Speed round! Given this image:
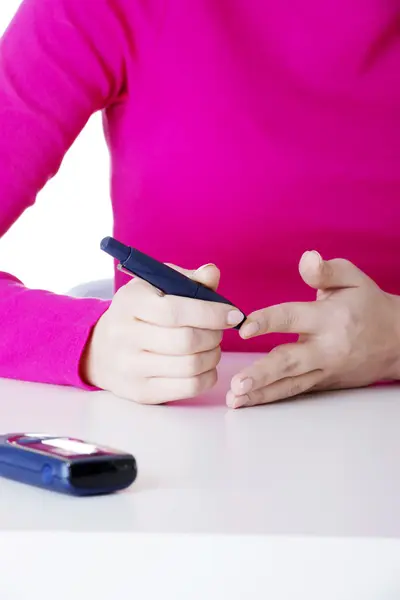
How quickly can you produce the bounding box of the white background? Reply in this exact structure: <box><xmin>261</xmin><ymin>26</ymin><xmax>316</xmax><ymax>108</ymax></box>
<box><xmin>0</xmin><ymin>0</ymin><xmax>113</xmax><ymax>293</ymax></box>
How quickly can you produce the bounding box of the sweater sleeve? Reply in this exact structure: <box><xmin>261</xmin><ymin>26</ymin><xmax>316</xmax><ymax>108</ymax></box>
<box><xmin>0</xmin><ymin>0</ymin><xmax>128</xmax><ymax>388</ymax></box>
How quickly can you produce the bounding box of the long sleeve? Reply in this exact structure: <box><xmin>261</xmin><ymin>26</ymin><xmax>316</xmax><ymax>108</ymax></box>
<box><xmin>0</xmin><ymin>0</ymin><xmax>127</xmax><ymax>387</ymax></box>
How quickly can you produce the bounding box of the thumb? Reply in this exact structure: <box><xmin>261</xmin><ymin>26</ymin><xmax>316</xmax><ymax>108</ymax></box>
<box><xmin>191</xmin><ymin>263</ymin><xmax>221</xmax><ymax>291</ymax></box>
<box><xmin>299</xmin><ymin>251</ymin><xmax>367</xmax><ymax>290</ymax></box>
<box><xmin>166</xmin><ymin>263</ymin><xmax>221</xmax><ymax>291</ymax></box>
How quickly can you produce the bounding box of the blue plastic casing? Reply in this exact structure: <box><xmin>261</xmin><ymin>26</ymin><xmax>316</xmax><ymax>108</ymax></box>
<box><xmin>0</xmin><ymin>434</ymin><xmax>137</xmax><ymax>496</ymax></box>
<box><xmin>101</xmin><ymin>236</ymin><xmax>246</xmax><ymax>328</ymax></box>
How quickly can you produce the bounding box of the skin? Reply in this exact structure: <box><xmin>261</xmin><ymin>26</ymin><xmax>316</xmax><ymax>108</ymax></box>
<box><xmin>83</xmin><ymin>263</ymin><xmax>244</xmax><ymax>403</ymax></box>
<box><xmin>229</xmin><ymin>251</ymin><xmax>400</xmax><ymax>408</ymax></box>
<box><xmin>83</xmin><ymin>251</ymin><xmax>400</xmax><ymax>407</ymax></box>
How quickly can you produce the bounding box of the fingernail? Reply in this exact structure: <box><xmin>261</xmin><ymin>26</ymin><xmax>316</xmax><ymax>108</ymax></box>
<box><xmin>226</xmin><ymin>391</ymin><xmax>234</xmax><ymax>408</ymax></box>
<box><xmin>226</xmin><ymin>392</ymin><xmax>235</xmax><ymax>408</ymax></box>
<box><xmin>305</xmin><ymin>250</ymin><xmax>322</xmax><ymax>264</ymax></box>
<box><xmin>227</xmin><ymin>391</ymin><xmax>250</xmax><ymax>409</ymax></box>
<box><xmin>238</xmin><ymin>377</ymin><xmax>253</xmax><ymax>394</ymax></box>
<box><xmin>233</xmin><ymin>395</ymin><xmax>249</xmax><ymax>409</ymax></box>
<box><xmin>227</xmin><ymin>310</ymin><xmax>245</xmax><ymax>326</ymax></box>
<box><xmin>312</xmin><ymin>251</ymin><xmax>323</xmax><ymax>264</ymax></box>
<box><xmin>241</xmin><ymin>321</ymin><xmax>259</xmax><ymax>338</ymax></box>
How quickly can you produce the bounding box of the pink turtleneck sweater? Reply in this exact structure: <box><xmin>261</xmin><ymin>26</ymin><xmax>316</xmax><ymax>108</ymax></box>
<box><xmin>0</xmin><ymin>0</ymin><xmax>399</xmax><ymax>388</ymax></box>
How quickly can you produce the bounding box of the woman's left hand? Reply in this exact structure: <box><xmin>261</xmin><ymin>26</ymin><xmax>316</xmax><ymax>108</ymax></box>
<box><xmin>228</xmin><ymin>251</ymin><xmax>400</xmax><ymax>409</ymax></box>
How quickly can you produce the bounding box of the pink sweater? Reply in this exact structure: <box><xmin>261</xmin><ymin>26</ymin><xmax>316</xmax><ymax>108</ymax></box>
<box><xmin>0</xmin><ymin>0</ymin><xmax>399</xmax><ymax>389</ymax></box>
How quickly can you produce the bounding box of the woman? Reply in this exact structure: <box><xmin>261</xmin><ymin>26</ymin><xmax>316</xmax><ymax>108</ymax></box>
<box><xmin>0</xmin><ymin>0</ymin><xmax>399</xmax><ymax>408</ymax></box>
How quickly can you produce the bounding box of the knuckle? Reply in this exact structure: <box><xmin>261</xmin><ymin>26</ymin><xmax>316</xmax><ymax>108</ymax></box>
<box><xmin>209</xmin><ymin>329</ymin><xmax>223</xmax><ymax>346</ymax></box>
<box><xmin>286</xmin><ymin>378</ymin><xmax>304</xmax><ymax>398</ymax></box>
<box><xmin>213</xmin><ymin>346</ymin><xmax>222</xmax><ymax>367</ymax></box>
<box><xmin>186</xmin><ymin>347</ymin><xmax>221</xmax><ymax>376</ymax></box>
<box><xmin>281</xmin><ymin>350</ymin><xmax>299</xmax><ymax>375</ymax></box>
<box><xmin>202</xmin><ymin>369</ymin><xmax>218</xmax><ymax>392</ymax></box>
<box><xmin>178</xmin><ymin>327</ymin><xmax>198</xmax><ymax>353</ymax></box>
<box><xmin>186</xmin><ymin>376</ymin><xmax>204</xmax><ymax>397</ymax></box>
<box><xmin>113</xmin><ymin>374</ymin><xmax>147</xmax><ymax>403</ymax></box>
<box><xmin>280</xmin><ymin>306</ymin><xmax>297</xmax><ymax>331</ymax></box>
<box><xmin>331</xmin><ymin>306</ymin><xmax>354</xmax><ymax>355</ymax></box>
<box><xmin>160</xmin><ymin>296</ymin><xmax>180</xmax><ymax>327</ymax></box>
<box><xmin>187</xmin><ymin>369</ymin><xmax>217</xmax><ymax>396</ymax></box>
<box><xmin>202</xmin><ymin>330</ymin><xmax>223</xmax><ymax>351</ymax></box>
<box><xmin>198</xmin><ymin>303</ymin><xmax>211</xmax><ymax>324</ymax></box>
<box><xmin>208</xmin><ymin>368</ymin><xmax>218</xmax><ymax>387</ymax></box>
<box><xmin>210</xmin><ymin>305</ymin><xmax>226</xmax><ymax>328</ymax></box>
<box><xmin>252</xmin><ymin>309</ymin><xmax>268</xmax><ymax>329</ymax></box>
<box><xmin>184</xmin><ymin>353</ymin><xmax>204</xmax><ymax>377</ymax></box>
<box><xmin>134</xmin><ymin>379</ymin><xmax>158</xmax><ymax>405</ymax></box>
<box><xmin>192</xmin><ymin>302</ymin><xmax>213</xmax><ymax>328</ymax></box>
<box><xmin>248</xmin><ymin>357</ymin><xmax>268</xmax><ymax>385</ymax></box>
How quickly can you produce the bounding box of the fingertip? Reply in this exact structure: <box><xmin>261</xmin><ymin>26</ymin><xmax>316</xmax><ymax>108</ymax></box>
<box><xmin>231</xmin><ymin>374</ymin><xmax>253</xmax><ymax>395</ymax></box>
<box><xmin>299</xmin><ymin>250</ymin><xmax>324</xmax><ymax>286</ymax></box>
<box><xmin>300</xmin><ymin>250</ymin><xmax>322</xmax><ymax>270</ymax></box>
<box><xmin>193</xmin><ymin>263</ymin><xmax>221</xmax><ymax>291</ymax></box>
<box><xmin>226</xmin><ymin>390</ymin><xmax>244</xmax><ymax>409</ymax></box>
<box><xmin>226</xmin><ymin>390</ymin><xmax>235</xmax><ymax>408</ymax></box>
<box><xmin>239</xmin><ymin>327</ymin><xmax>248</xmax><ymax>339</ymax></box>
<box><xmin>240</xmin><ymin>320</ymin><xmax>260</xmax><ymax>339</ymax></box>
<box><xmin>227</xmin><ymin>310</ymin><xmax>246</xmax><ymax>327</ymax></box>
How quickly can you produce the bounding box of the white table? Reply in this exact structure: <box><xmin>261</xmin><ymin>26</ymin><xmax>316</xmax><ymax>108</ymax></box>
<box><xmin>1</xmin><ymin>353</ymin><xmax>400</xmax><ymax>599</ymax></box>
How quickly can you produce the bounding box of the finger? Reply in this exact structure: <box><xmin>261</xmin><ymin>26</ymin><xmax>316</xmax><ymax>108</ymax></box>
<box><xmin>138</xmin><ymin>369</ymin><xmax>218</xmax><ymax>404</ymax></box>
<box><xmin>226</xmin><ymin>370</ymin><xmax>323</xmax><ymax>409</ymax></box>
<box><xmin>299</xmin><ymin>251</ymin><xmax>368</xmax><ymax>290</ymax></box>
<box><xmin>122</xmin><ymin>263</ymin><xmax>220</xmax><ymax>293</ymax></box>
<box><xmin>128</xmin><ymin>319</ymin><xmax>222</xmax><ymax>355</ymax></box>
<box><xmin>116</xmin><ymin>266</ymin><xmax>242</xmax><ymax>329</ymax></box>
<box><xmin>115</xmin><ymin>264</ymin><xmax>240</xmax><ymax>329</ymax></box>
<box><xmin>230</xmin><ymin>342</ymin><xmax>320</xmax><ymax>394</ymax></box>
<box><xmin>130</xmin><ymin>286</ymin><xmax>243</xmax><ymax>330</ymax></box>
<box><xmin>167</xmin><ymin>263</ymin><xmax>221</xmax><ymax>292</ymax></box>
<box><xmin>240</xmin><ymin>301</ymin><xmax>321</xmax><ymax>339</ymax></box>
<box><xmin>138</xmin><ymin>347</ymin><xmax>221</xmax><ymax>378</ymax></box>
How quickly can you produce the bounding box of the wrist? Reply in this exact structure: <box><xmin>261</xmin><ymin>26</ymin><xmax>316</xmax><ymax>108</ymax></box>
<box><xmin>79</xmin><ymin>328</ymin><xmax>97</xmax><ymax>388</ymax></box>
<box><xmin>79</xmin><ymin>316</ymin><xmax>106</xmax><ymax>389</ymax></box>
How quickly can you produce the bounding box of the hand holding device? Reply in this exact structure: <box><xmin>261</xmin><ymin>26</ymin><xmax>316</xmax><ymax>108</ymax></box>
<box><xmin>100</xmin><ymin>237</ymin><xmax>245</xmax><ymax>327</ymax></box>
<box><xmin>82</xmin><ymin>253</ymin><xmax>244</xmax><ymax>404</ymax></box>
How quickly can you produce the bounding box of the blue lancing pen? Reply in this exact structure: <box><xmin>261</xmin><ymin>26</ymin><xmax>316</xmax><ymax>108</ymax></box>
<box><xmin>100</xmin><ymin>236</ymin><xmax>246</xmax><ymax>329</ymax></box>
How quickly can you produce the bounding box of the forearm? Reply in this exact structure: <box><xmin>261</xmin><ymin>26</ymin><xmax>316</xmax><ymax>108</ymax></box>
<box><xmin>0</xmin><ymin>274</ymin><xmax>110</xmax><ymax>388</ymax></box>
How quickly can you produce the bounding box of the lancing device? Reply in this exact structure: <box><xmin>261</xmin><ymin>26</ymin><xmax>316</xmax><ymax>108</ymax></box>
<box><xmin>100</xmin><ymin>236</ymin><xmax>246</xmax><ymax>329</ymax></box>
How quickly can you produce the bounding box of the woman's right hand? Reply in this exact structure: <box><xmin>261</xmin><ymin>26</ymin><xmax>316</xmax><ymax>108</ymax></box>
<box><xmin>81</xmin><ymin>264</ymin><xmax>244</xmax><ymax>403</ymax></box>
